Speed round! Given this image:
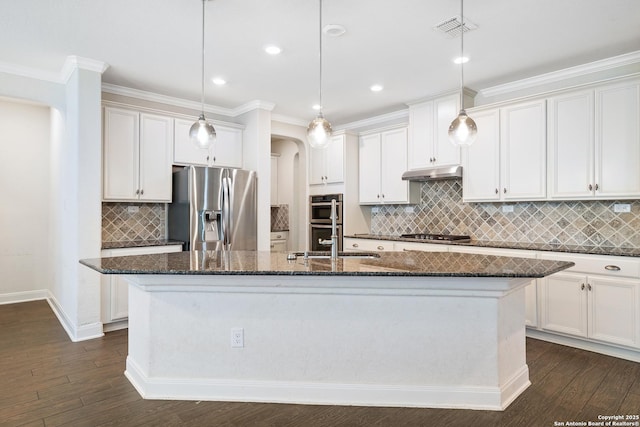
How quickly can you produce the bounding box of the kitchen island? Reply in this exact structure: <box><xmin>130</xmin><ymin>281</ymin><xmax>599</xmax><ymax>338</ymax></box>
<box><xmin>80</xmin><ymin>250</ymin><xmax>573</xmax><ymax>410</ymax></box>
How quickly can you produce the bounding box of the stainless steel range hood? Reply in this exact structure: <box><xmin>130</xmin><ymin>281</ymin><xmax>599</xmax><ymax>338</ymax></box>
<box><xmin>401</xmin><ymin>165</ymin><xmax>462</xmax><ymax>181</ymax></box>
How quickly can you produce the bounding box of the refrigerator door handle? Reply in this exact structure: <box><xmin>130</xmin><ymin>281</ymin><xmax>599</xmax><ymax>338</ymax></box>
<box><xmin>222</xmin><ymin>174</ymin><xmax>232</xmax><ymax>249</ymax></box>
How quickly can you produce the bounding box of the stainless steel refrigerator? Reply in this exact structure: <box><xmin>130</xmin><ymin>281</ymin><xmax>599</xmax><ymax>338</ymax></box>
<box><xmin>168</xmin><ymin>166</ymin><xmax>257</xmax><ymax>251</ymax></box>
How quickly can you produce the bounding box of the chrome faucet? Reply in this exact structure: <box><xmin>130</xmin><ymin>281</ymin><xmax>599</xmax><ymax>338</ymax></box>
<box><xmin>317</xmin><ymin>198</ymin><xmax>339</xmax><ymax>260</ymax></box>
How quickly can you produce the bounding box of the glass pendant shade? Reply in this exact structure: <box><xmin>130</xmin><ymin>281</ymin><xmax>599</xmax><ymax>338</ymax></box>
<box><xmin>307</xmin><ymin>113</ymin><xmax>332</xmax><ymax>149</ymax></box>
<box><xmin>189</xmin><ymin>114</ymin><xmax>216</xmax><ymax>149</ymax></box>
<box><xmin>448</xmin><ymin>109</ymin><xmax>477</xmax><ymax>147</ymax></box>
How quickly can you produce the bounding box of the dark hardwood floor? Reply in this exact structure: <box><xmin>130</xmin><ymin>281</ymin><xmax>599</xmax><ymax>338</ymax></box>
<box><xmin>1</xmin><ymin>300</ymin><xmax>638</xmax><ymax>427</ymax></box>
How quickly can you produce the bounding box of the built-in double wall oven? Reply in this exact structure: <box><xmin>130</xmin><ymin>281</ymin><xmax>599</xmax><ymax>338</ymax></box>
<box><xmin>309</xmin><ymin>193</ymin><xmax>343</xmax><ymax>252</ymax></box>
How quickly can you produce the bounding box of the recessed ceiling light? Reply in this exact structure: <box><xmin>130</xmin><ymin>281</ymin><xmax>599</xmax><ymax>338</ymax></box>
<box><xmin>212</xmin><ymin>77</ymin><xmax>227</xmax><ymax>86</ymax></box>
<box><xmin>323</xmin><ymin>24</ymin><xmax>347</xmax><ymax>37</ymax></box>
<box><xmin>265</xmin><ymin>45</ymin><xmax>282</xmax><ymax>55</ymax></box>
<box><xmin>370</xmin><ymin>84</ymin><xmax>384</xmax><ymax>92</ymax></box>
<box><xmin>454</xmin><ymin>56</ymin><xmax>469</xmax><ymax>64</ymax></box>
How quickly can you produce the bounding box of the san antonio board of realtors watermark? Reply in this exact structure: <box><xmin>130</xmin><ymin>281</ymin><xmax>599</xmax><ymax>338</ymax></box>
<box><xmin>552</xmin><ymin>414</ymin><xmax>640</xmax><ymax>426</ymax></box>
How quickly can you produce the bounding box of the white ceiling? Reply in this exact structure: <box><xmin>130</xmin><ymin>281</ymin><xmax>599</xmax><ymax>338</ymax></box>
<box><xmin>1</xmin><ymin>0</ymin><xmax>639</xmax><ymax>125</ymax></box>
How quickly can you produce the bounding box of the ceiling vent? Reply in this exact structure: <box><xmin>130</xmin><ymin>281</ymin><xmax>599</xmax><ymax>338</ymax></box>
<box><xmin>434</xmin><ymin>15</ymin><xmax>477</xmax><ymax>38</ymax></box>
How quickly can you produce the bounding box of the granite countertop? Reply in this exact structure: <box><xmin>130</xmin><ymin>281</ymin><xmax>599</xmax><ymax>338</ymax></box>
<box><xmin>80</xmin><ymin>250</ymin><xmax>573</xmax><ymax>278</ymax></box>
<box><xmin>346</xmin><ymin>234</ymin><xmax>640</xmax><ymax>258</ymax></box>
<box><xmin>101</xmin><ymin>239</ymin><xmax>184</xmax><ymax>250</ymax></box>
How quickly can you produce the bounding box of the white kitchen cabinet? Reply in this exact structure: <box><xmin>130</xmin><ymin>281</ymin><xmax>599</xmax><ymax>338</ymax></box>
<box><xmin>393</xmin><ymin>241</ymin><xmax>449</xmax><ymax>252</ymax></box>
<box><xmin>500</xmin><ymin>99</ymin><xmax>547</xmax><ymax>200</ymax></box>
<box><xmin>462</xmin><ymin>100</ymin><xmax>546</xmax><ymax>202</ymax></box>
<box><xmin>548</xmin><ymin>79</ymin><xmax>640</xmax><ymax>200</ymax></box>
<box><xmin>173</xmin><ymin>118</ymin><xmax>243</xmax><ymax>168</ymax></box>
<box><xmin>539</xmin><ymin>252</ymin><xmax>640</xmax><ymax>349</ymax></box>
<box><xmin>309</xmin><ymin>134</ymin><xmax>344</xmax><ymax>185</ymax></box>
<box><xmin>359</xmin><ymin>127</ymin><xmax>418</xmax><ymax>204</ymax></box>
<box><xmin>270</xmin><ymin>231</ymin><xmax>288</xmax><ymax>252</ymax></box>
<box><xmin>103</xmin><ymin>107</ymin><xmax>173</xmax><ymax>202</ymax></box>
<box><xmin>407</xmin><ymin>93</ymin><xmax>461</xmax><ymax>170</ymax></box>
<box><xmin>461</xmin><ymin>109</ymin><xmax>501</xmax><ymax>201</ymax></box>
<box><xmin>343</xmin><ymin>237</ymin><xmax>393</xmax><ymax>252</ymax></box>
<box><xmin>101</xmin><ymin>244</ymin><xmax>182</xmax><ymax>329</ymax></box>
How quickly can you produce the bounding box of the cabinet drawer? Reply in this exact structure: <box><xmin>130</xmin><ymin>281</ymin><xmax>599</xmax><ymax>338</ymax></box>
<box><xmin>270</xmin><ymin>231</ymin><xmax>289</xmax><ymax>240</ymax></box>
<box><xmin>539</xmin><ymin>252</ymin><xmax>640</xmax><ymax>278</ymax></box>
<box><xmin>344</xmin><ymin>238</ymin><xmax>393</xmax><ymax>252</ymax></box>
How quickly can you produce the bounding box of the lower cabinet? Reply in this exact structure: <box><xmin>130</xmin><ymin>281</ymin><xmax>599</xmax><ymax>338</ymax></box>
<box><xmin>101</xmin><ymin>244</ymin><xmax>182</xmax><ymax>329</ymax></box>
<box><xmin>540</xmin><ymin>271</ymin><xmax>640</xmax><ymax>349</ymax></box>
<box><xmin>343</xmin><ymin>237</ymin><xmax>394</xmax><ymax>252</ymax></box>
<box><xmin>270</xmin><ymin>231</ymin><xmax>289</xmax><ymax>252</ymax></box>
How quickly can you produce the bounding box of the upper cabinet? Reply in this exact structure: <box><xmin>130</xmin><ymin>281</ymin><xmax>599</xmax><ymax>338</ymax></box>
<box><xmin>309</xmin><ymin>134</ymin><xmax>345</xmax><ymax>185</ymax></box>
<box><xmin>462</xmin><ymin>99</ymin><xmax>547</xmax><ymax>202</ymax></box>
<box><xmin>408</xmin><ymin>93</ymin><xmax>461</xmax><ymax>170</ymax></box>
<box><xmin>359</xmin><ymin>126</ymin><xmax>418</xmax><ymax>204</ymax></box>
<box><xmin>103</xmin><ymin>107</ymin><xmax>173</xmax><ymax>202</ymax></box>
<box><xmin>548</xmin><ymin>79</ymin><xmax>640</xmax><ymax>199</ymax></box>
<box><xmin>173</xmin><ymin>118</ymin><xmax>243</xmax><ymax>169</ymax></box>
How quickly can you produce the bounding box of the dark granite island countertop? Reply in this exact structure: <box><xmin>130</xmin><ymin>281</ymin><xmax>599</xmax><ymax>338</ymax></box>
<box><xmin>80</xmin><ymin>250</ymin><xmax>573</xmax><ymax>278</ymax></box>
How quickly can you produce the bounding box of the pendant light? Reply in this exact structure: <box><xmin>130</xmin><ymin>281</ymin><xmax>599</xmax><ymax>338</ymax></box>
<box><xmin>448</xmin><ymin>0</ymin><xmax>477</xmax><ymax>147</ymax></box>
<box><xmin>189</xmin><ymin>0</ymin><xmax>216</xmax><ymax>149</ymax></box>
<box><xmin>307</xmin><ymin>0</ymin><xmax>332</xmax><ymax>149</ymax></box>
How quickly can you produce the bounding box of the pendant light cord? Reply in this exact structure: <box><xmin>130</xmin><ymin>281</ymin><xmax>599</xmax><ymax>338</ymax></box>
<box><xmin>459</xmin><ymin>0</ymin><xmax>464</xmax><ymax>109</ymax></box>
<box><xmin>318</xmin><ymin>0</ymin><xmax>323</xmax><ymax>114</ymax></box>
<box><xmin>200</xmin><ymin>0</ymin><xmax>206</xmax><ymax>116</ymax></box>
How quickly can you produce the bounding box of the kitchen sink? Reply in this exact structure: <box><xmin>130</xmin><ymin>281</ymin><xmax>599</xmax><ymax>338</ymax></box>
<box><xmin>286</xmin><ymin>251</ymin><xmax>380</xmax><ymax>260</ymax></box>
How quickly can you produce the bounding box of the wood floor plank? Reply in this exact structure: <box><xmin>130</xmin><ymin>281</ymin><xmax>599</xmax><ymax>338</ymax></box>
<box><xmin>1</xmin><ymin>300</ymin><xmax>639</xmax><ymax>427</ymax></box>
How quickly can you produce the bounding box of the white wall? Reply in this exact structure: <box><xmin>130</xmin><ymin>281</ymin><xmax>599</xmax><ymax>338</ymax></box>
<box><xmin>271</xmin><ymin>139</ymin><xmax>302</xmax><ymax>250</ymax></box>
<box><xmin>0</xmin><ymin>99</ymin><xmax>51</xmax><ymax>300</ymax></box>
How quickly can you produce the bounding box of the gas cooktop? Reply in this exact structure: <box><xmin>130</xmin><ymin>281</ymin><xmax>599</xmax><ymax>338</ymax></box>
<box><xmin>400</xmin><ymin>233</ymin><xmax>471</xmax><ymax>243</ymax></box>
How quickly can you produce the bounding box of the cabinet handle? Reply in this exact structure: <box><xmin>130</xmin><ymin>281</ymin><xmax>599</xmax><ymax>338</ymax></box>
<box><xmin>213</xmin><ymin>156</ymin><xmax>216</xmax><ymax>162</ymax></box>
<box><xmin>604</xmin><ymin>265</ymin><xmax>621</xmax><ymax>271</ymax></box>
<box><xmin>376</xmin><ymin>194</ymin><xmax>380</xmax><ymax>199</ymax></box>
<box><xmin>587</xmin><ymin>283</ymin><xmax>592</xmax><ymax>291</ymax></box>
<box><xmin>495</xmin><ymin>188</ymin><xmax>499</xmax><ymax>194</ymax></box>
<box><xmin>595</xmin><ymin>183</ymin><xmax>599</xmax><ymax>191</ymax></box>
<box><xmin>580</xmin><ymin>283</ymin><xmax>585</xmax><ymax>290</ymax></box>
<box><xmin>135</xmin><ymin>189</ymin><xmax>140</xmax><ymax>195</ymax></box>
<box><xmin>381</xmin><ymin>194</ymin><xmax>385</xmax><ymax>198</ymax></box>
<box><xmin>140</xmin><ymin>189</ymin><xmax>144</xmax><ymax>195</ymax></box>
<box><xmin>503</xmin><ymin>188</ymin><xmax>507</xmax><ymax>194</ymax></box>
<box><xmin>206</xmin><ymin>155</ymin><xmax>210</xmax><ymax>162</ymax></box>
<box><xmin>377</xmin><ymin>245</ymin><xmax>384</xmax><ymax>250</ymax></box>
<box><xmin>352</xmin><ymin>243</ymin><xmax>359</xmax><ymax>248</ymax></box>
<box><xmin>429</xmin><ymin>157</ymin><xmax>433</xmax><ymax>163</ymax></box>
<box><xmin>588</xmin><ymin>184</ymin><xmax>593</xmax><ymax>191</ymax></box>
<box><xmin>276</xmin><ymin>234</ymin><xmax>282</xmax><ymax>239</ymax></box>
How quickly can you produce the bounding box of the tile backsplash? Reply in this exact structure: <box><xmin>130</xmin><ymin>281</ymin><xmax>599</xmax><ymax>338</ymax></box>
<box><xmin>371</xmin><ymin>180</ymin><xmax>640</xmax><ymax>249</ymax></box>
<box><xmin>271</xmin><ymin>204</ymin><xmax>289</xmax><ymax>231</ymax></box>
<box><xmin>102</xmin><ymin>203</ymin><xmax>166</xmax><ymax>243</ymax></box>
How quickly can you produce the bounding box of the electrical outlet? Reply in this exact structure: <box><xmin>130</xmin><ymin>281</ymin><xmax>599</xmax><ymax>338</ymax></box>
<box><xmin>404</xmin><ymin>206</ymin><xmax>415</xmax><ymax>213</ymax></box>
<box><xmin>230</xmin><ymin>328</ymin><xmax>244</xmax><ymax>348</ymax></box>
<box><xmin>127</xmin><ymin>206</ymin><xmax>139</xmax><ymax>214</ymax></box>
<box><xmin>502</xmin><ymin>205</ymin><xmax>514</xmax><ymax>213</ymax></box>
<box><xmin>614</xmin><ymin>203</ymin><xmax>631</xmax><ymax>213</ymax></box>
<box><xmin>372</xmin><ymin>207</ymin><xmax>379</xmax><ymax>213</ymax></box>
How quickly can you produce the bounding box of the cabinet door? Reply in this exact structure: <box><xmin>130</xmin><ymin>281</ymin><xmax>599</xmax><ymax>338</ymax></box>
<box><xmin>173</xmin><ymin>118</ymin><xmax>209</xmax><ymax>166</ymax></box>
<box><xmin>541</xmin><ymin>272</ymin><xmax>588</xmax><ymax>337</ymax></box>
<box><xmin>358</xmin><ymin>133</ymin><xmax>382</xmax><ymax>203</ymax></box>
<box><xmin>547</xmin><ymin>90</ymin><xmax>595</xmax><ymax>199</ymax></box>
<box><xmin>462</xmin><ymin>108</ymin><xmax>500</xmax><ymax>201</ymax></box>
<box><xmin>588</xmin><ymin>276</ymin><xmax>640</xmax><ymax>348</ymax></box>
<box><xmin>433</xmin><ymin>94</ymin><xmax>460</xmax><ymax>166</ymax></box>
<box><xmin>309</xmin><ymin>146</ymin><xmax>326</xmax><ymax>185</ymax></box>
<box><xmin>524</xmin><ymin>281</ymin><xmax>538</xmax><ymax>328</ymax></box>
<box><xmin>595</xmin><ymin>80</ymin><xmax>640</xmax><ymax>198</ymax></box>
<box><xmin>501</xmin><ymin>100</ymin><xmax>547</xmax><ymax>200</ymax></box>
<box><xmin>103</xmin><ymin>107</ymin><xmax>139</xmax><ymax>200</ymax></box>
<box><xmin>407</xmin><ymin>101</ymin><xmax>434</xmax><ymax>170</ymax></box>
<box><xmin>324</xmin><ymin>135</ymin><xmax>345</xmax><ymax>183</ymax></box>
<box><xmin>380</xmin><ymin>128</ymin><xmax>409</xmax><ymax>203</ymax></box>
<box><xmin>139</xmin><ymin>113</ymin><xmax>172</xmax><ymax>202</ymax></box>
<box><xmin>211</xmin><ymin>125</ymin><xmax>243</xmax><ymax>168</ymax></box>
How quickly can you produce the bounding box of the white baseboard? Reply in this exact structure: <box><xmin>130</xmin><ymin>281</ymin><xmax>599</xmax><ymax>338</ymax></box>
<box><xmin>46</xmin><ymin>294</ymin><xmax>104</xmax><ymax>342</ymax></box>
<box><xmin>0</xmin><ymin>289</ymin><xmax>49</xmax><ymax>305</ymax></box>
<box><xmin>526</xmin><ymin>329</ymin><xmax>640</xmax><ymax>363</ymax></box>
<box><xmin>125</xmin><ymin>357</ymin><xmax>526</xmax><ymax>411</ymax></box>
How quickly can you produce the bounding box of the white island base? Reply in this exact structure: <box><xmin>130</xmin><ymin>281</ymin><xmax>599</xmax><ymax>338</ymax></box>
<box><xmin>123</xmin><ymin>274</ymin><xmax>531</xmax><ymax>411</ymax></box>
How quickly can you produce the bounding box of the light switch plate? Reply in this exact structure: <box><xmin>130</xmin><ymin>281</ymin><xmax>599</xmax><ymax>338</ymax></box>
<box><xmin>502</xmin><ymin>205</ymin><xmax>514</xmax><ymax>213</ymax></box>
<box><xmin>127</xmin><ymin>206</ymin><xmax>139</xmax><ymax>214</ymax></box>
<box><xmin>404</xmin><ymin>206</ymin><xmax>415</xmax><ymax>213</ymax></box>
<box><xmin>614</xmin><ymin>204</ymin><xmax>631</xmax><ymax>213</ymax></box>
<box><xmin>372</xmin><ymin>207</ymin><xmax>380</xmax><ymax>213</ymax></box>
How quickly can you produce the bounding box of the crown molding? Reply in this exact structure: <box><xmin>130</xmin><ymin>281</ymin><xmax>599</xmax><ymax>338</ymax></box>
<box><xmin>0</xmin><ymin>60</ymin><xmax>60</xmax><ymax>83</ymax></box>
<box><xmin>480</xmin><ymin>50</ymin><xmax>640</xmax><ymax>98</ymax></box>
<box><xmin>333</xmin><ymin>109</ymin><xmax>409</xmax><ymax>132</ymax></box>
<box><xmin>60</xmin><ymin>55</ymin><xmax>109</xmax><ymax>83</ymax></box>
<box><xmin>233</xmin><ymin>100</ymin><xmax>276</xmax><ymax>115</ymax></box>
<box><xmin>271</xmin><ymin>113</ymin><xmax>308</xmax><ymax>127</ymax></box>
